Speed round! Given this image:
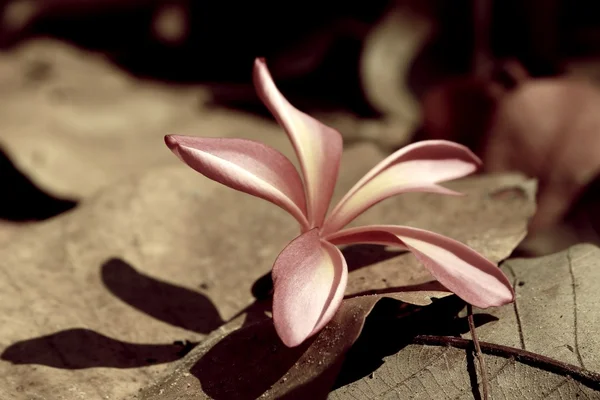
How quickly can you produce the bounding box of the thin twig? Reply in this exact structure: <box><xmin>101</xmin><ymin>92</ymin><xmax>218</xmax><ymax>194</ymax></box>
<box><xmin>412</xmin><ymin>335</ymin><xmax>600</xmax><ymax>390</ymax></box>
<box><xmin>467</xmin><ymin>304</ymin><xmax>489</xmax><ymax>400</ymax></box>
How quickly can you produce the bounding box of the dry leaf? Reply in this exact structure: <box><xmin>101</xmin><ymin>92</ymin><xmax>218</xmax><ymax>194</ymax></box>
<box><xmin>0</xmin><ymin>38</ymin><xmax>422</xmax><ymax>201</ymax></box>
<box><xmin>0</xmin><ymin>149</ymin><xmax>534</xmax><ymax>399</ymax></box>
<box><xmin>0</xmin><ymin>39</ymin><xmax>300</xmax><ymax>200</ymax></box>
<box><xmin>137</xmin><ymin>296</ymin><xmax>386</xmax><ymax>400</ymax></box>
<box><xmin>331</xmin><ymin>244</ymin><xmax>600</xmax><ymax>398</ymax></box>
<box><xmin>0</xmin><ymin>165</ymin><xmax>304</xmax><ymax>400</ymax></box>
<box><xmin>0</xmin><ymin>220</ymin><xmax>20</xmax><ymax>246</ymax></box>
<box><xmin>0</xmin><ymin>37</ymin><xmax>537</xmax><ymax>399</ymax></box>
<box><xmin>134</xmin><ymin>295</ymin><xmax>467</xmax><ymax>399</ymax></box>
<box><xmin>135</xmin><ymin>174</ymin><xmax>535</xmax><ymax>399</ymax></box>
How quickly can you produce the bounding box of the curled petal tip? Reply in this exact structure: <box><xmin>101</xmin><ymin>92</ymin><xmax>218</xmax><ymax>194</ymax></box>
<box><xmin>164</xmin><ymin>134</ymin><xmax>177</xmax><ymax>149</ymax></box>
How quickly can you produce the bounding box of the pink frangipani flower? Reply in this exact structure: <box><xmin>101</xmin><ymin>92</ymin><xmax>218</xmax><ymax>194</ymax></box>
<box><xmin>165</xmin><ymin>58</ymin><xmax>515</xmax><ymax>348</ymax></box>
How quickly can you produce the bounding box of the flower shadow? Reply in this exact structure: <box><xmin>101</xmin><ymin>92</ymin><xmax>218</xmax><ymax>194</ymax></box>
<box><xmin>101</xmin><ymin>258</ymin><xmax>224</xmax><ymax>334</ymax></box>
<box><xmin>1</xmin><ymin>258</ymin><xmax>225</xmax><ymax>369</ymax></box>
<box><xmin>189</xmin><ymin>291</ymin><xmax>497</xmax><ymax>399</ymax></box>
<box><xmin>1</xmin><ymin>328</ymin><xmax>196</xmax><ymax>369</ymax></box>
<box><xmin>333</xmin><ymin>295</ymin><xmax>498</xmax><ymax>389</ymax></box>
<box><xmin>191</xmin><ymin>318</ymin><xmax>314</xmax><ymax>400</ymax></box>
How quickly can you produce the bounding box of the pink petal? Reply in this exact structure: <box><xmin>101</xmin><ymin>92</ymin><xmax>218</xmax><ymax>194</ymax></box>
<box><xmin>165</xmin><ymin>135</ymin><xmax>309</xmax><ymax>230</ymax></box>
<box><xmin>272</xmin><ymin>229</ymin><xmax>348</xmax><ymax>347</ymax></box>
<box><xmin>322</xmin><ymin>141</ymin><xmax>481</xmax><ymax>235</ymax></box>
<box><xmin>326</xmin><ymin>225</ymin><xmax>514</xmax><ymax>308</ymax></box>
<box><xmin>254</xmin><ymin>58</ymin><xmax>343</xmax><ymax>228</ymax></box>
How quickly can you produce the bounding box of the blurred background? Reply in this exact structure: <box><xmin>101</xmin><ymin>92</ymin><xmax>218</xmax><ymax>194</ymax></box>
<box><xmin>2</xmin><ymin>0</ymin><xmax>600</xmax><ymax>255</ymax></box>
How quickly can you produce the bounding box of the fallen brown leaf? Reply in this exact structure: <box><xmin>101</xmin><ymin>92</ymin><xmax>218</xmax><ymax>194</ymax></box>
<box><xmin>137</xmin><ymin>174</ymin><xmax>536</xmax><ymax>400</ymax></box>
<box><xmin>331</xmin><ymin>244</ymin><xmax>600</xmax><ymax>398</ymax></box>
<box><xmin>0</xmin><ymin>156</ymin><xmax>535</xmax><ymax>399</ymax></box>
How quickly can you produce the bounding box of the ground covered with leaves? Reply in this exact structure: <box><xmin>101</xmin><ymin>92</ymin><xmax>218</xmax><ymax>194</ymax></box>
<box><xmin>1</xmin><ymin>40</ymin><xmax>600</xmax><ymax>400</ymax></box>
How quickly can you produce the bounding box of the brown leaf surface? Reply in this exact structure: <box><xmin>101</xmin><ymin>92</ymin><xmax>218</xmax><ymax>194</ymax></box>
<box><xmin>0</xmin><ymin>38</ymin><xmax>537</xmax><ymax>399</ymax></box>
<box><xmin>0</xmin><ymin>221</ymin><xmax>20</xmax><ymax>246</ymax></box>
<box><xmin>136</xmin><ymin>175</ymin><xmax>535</xmax><ymax>399</ymax></box>
<box><xmin>0</xmin><ymin>156</ymin><xmax>535</xmax><ymax>400</ymax></box>
<box><xmin>0</xmin><ymin>39</ymin><xmax>414</xmax><ymax>200</ymax></box>
<box><xmin>344</xmin><ymin>173</ymin><xmax>536</xmax><ymax>297</ymax></box>
<box><xmin>331</xmin><ymin>244</ymin><xmax>600</xmax><ymax>399</ymax></box>
<box><xmin>0</xmin><ymin>168</ymin><xmax>297</xmax><ymax>400</ymax></box>
<box><xmin>0</xmin><ymin>39</ymin><xmax>307</xmax><ymax>200</ymax></box>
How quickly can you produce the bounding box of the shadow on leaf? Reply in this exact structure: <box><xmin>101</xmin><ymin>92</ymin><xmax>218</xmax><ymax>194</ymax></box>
<box><xmin>101</xmin><ymin>258</ymin><xmax>224</xmax><ymax>334</ymax></box>
<box><xmin>333</xmin><ymin>296</ymin><xmax>498</xmax><ymax>389</ymax></box>
<box><xmin>1</xmin><ymin>328</ymin><xmax>196</xmax><ymax>369</ymax></box>
<box><xmin>0</xmin><ymin>147</ymin><xmax>76</xmax><ymax>221</ymax></box>
<box><xmin>191</xmin><ymin>319</ymin><xmax>313</xmax><ymax>400</ymax></box>
<box><xmin>186</xmin><ymin>291</ymin><xmax>492</xmax><ymax>399</ymax></box>
<box><xmin>2</xmin><ymin>258</ymin><xmax>228</xmax><ymax>369</ymax></box>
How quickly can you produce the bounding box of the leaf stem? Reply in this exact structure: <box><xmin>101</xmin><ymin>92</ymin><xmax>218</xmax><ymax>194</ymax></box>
<box><xmin>467</xmin><ymin>304</ymin><xmax>489</xmax><ymax>400</ymax></box>
<box><xmin>412</xmin><ymin>335</ymin><xmax>600</xmax><ymax>390</ymax></box>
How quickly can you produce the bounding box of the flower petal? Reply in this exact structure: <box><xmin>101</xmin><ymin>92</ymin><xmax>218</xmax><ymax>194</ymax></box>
<box><xmin>322</xmin><ymin>140</ymin><xmax>481</xmax><ymax>235</ymax></box>
<box><xmin>272</xmin><ymin>229</ymin><xmax>348</xmax><ymax>347</ymax></box>
<box><xmin>165</xmin><ymin>135</ymin><xmax>309</xmax><ymax>230</ymax></box>
<box><xmin>326</xmin><ymin>225</ymin><xmax>514</xmax><ymax>308</ymax></box>
<box><xmin>254</xmin><ymin>58</ymin><xmax>343</xmax><ymax>228</ymax></box>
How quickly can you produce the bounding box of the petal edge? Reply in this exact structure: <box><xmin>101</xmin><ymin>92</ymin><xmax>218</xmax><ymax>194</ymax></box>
<box><xmin>323</xmin><ymin>141</ymin><xmax>480</xmax><ymax>235</ymax></box>
<box><xmin>166</xmin><ymin>135</ymin><xmax>309</xmax><ymax>230</ymax></box>
<box><xmin>327</xmin><ymin>225</ymin><xmax>514</xmax><ymax>308</ymax></box>
<box><xmin>254</xmin><ymin>58</ymin><xmax>343</xmax><ymax>228</ymax></box>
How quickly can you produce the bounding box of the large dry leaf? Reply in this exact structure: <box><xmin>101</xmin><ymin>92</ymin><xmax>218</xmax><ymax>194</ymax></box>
<box><xmin>0</xmin><ymin>38</ymin><xmax>415</xmax><ymax>201</ymax></box>
<box><xmin>0</xmin><ymin>221</ymin><xmax>20</xmax><ymax>246</ymax></box>
<box><xmin>331</xmin><ymin>244</ymin><xmax>600</xmax><ymax>398</ymax></box>
<box><xmin>135</xmin><ymin>175</ymin><xmax>535</xmax><ymax>399</ymax></box>
<box><xmin>0</xmin><ymin>143</ymin><xmax>535</xmax><ymax>400</ymax></box>
<box><xmin>0</xmin><ymin>39</ymin><xmax>303</xmax><ymax>200</ymax></box>
<box><xmin>0</xmin><ymin>38</ymin><xmax>536</xmax><ymax>398</ymax></box>
<box><xmin>137</xmin><ymin>295</ymin><xmax>393</xmax><ymax>400</ymax></box>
